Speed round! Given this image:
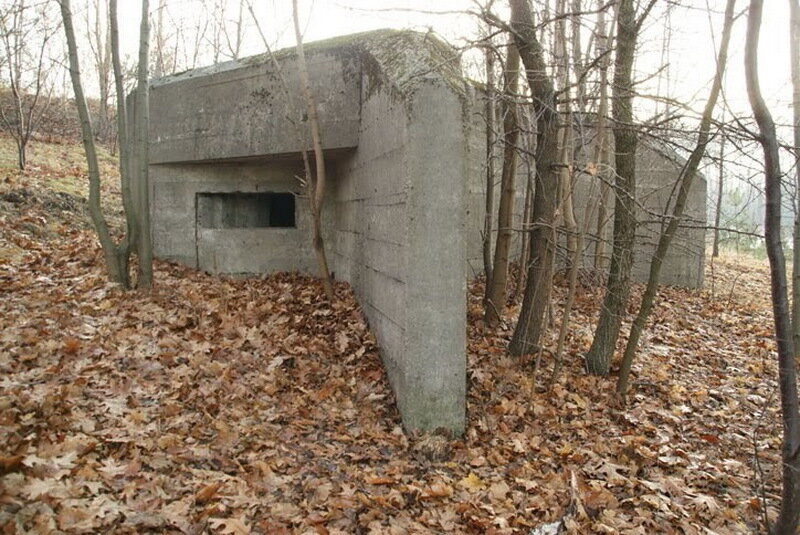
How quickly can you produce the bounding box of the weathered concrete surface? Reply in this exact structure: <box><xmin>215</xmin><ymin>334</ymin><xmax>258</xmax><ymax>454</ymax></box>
<box><xmin>328</xmin><ymin>34</ymin><xmax>469</xmax><ymax>433</ymax></box>
<box><xmin>149</xmin><ymin>52</ymin><xmax>360</xmax><ymax>163</ymax></box>
<box><xmin>330</xmin><ymin>76</ymin><xmax>468</xmax><ymax>432</ymax></box>
<box><xmin>150</xmin><ymin>30</ymin><xmax>469</xmax><ymax>433</ymax></box>
<box><xmin>464</xmin><ymin>113</ymin><xmax>706</xmax><ymax>288</ymax></box>
<box><xmin>631</xmin><ymin>144</ymin><xmax>706</xmax><ymax>288</ymax></box>
<box><xmin>397</xmin><ymin>79</ymin><xmax>467</xmax><ymax>432</ymax></box>
<box><xmin>566</xmin><ymin>127</ymin><xmax>707</xmax><ymax>288</ymax></box>
<box><xmin>148</xmin><ymin>29</ymin><xmax>707</xmax><ymax>435</ymax></box>
<box><xmin>151</xmin><ymin>161</ymin><xmax>334</xmax><ymax>275</ymax></box>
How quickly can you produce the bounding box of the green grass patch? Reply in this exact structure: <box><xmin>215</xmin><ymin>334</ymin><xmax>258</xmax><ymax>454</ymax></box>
<box><xmin>0</xmin><ymin>134</ymin><xmax>120</xmax><ymax>199</ymax></box>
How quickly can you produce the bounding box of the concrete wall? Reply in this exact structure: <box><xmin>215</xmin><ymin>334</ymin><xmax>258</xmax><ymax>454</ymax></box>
<box><xmin>148</xmin><ymin>48</ymin><xmax>349</xmax><ymax>276</ymax></box>
<box><xmin>331</xmin><ymin>73</ymin><xmax>467</xmax><ymax>433</ymax></box>
<box><xmin>150</xmin><ymin>161</ymin><xmax>333</xmax><ymax>275</ymax></box>
<box><xmin>567</xmin><ymin>129</ymin><xmax>706</xmax><ymax>288</ymax></box>
<box><xmin>149</xmin><ymin>52</ymin><xmax>360</xmax><ymax>163</ymax></box>
<box><xmin>463</xmin><ymin>114</ymin><xmax>707</xmax><ymax>288</ymax></box>
<box><xmin>150</xmin><ymin>32</ymin><xmax>469</xmax><ymax>433</ymax></box>
<box><xmin>403</xmin><ymin>80</ymin><xmax>467</xmax><ymax>433</ymax></box>
<box><xmin>632</xmin><ymin>147</ymin><xmax>706</xmax><ymax>288</ymax></box>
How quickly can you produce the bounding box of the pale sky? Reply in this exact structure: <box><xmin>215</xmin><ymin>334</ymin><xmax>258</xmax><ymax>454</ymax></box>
<box><xmin>109</xmin><ymin>0</ymin><xmax>794</xmax><ymax>124</ymax></box>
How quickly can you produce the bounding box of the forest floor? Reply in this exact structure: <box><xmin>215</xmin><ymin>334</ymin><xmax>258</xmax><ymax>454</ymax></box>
<box><xmin>0</xmin><ymin>135</ymin><xmax>786</xmax><ymax>534</ymax></box>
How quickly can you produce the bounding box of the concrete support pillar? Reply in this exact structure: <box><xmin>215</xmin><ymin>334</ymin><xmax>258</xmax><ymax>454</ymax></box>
<box><xmin>400</xmin><ymin>79</ymin><xmax>468</xmax><ymax>433</ymax></box>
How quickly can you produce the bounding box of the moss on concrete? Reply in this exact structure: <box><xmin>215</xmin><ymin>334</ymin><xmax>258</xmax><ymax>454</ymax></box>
<box><xmin>153</xmin><ymin>29</ymin><xmax>468</xmax><ymax>100</ymax></box>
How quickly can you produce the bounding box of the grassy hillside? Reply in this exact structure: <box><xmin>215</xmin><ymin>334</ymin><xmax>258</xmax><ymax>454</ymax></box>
<box><xmin>0</xmin><ymin>134</ymin><xmax>123</xmax><ymax>262</ymax></box>
<box><xmin>0</xmin><ymin>133</ymin><xmax>120</xmax><ymax>200</ymax></box>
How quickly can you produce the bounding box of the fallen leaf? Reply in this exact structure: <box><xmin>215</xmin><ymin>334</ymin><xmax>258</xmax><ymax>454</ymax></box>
<box><xmin>423</xmin><ymin>483</ymin><xmax>453</xmax><ymax>499</ymax></box>
<box><xmin>208</xmin><ymin>517</ymin><xmax>251</xmax><ymax>534</ymax></box>
<box><xmin>195</xmin><ymin>481</ymin><xmax>224</xmax><ymax>504</ymax></box>
<box><xmin>366</xmin><ymin>476</ymin><xmax>394</xmax><ymax>485</ymax></box>
<box><xmin>0</xmin><ymin>454</ymin><xmax>25</xmax><ymax>474</ymax></box>
<box><xmin>458</xmin><ymin>473</ymin><xmax>485</xmax><ymax>491</ymax></box>
<box><xmin>62</xmin><ymin>337</ymin><xmax>80</xmax><ymax>355</ymax></box>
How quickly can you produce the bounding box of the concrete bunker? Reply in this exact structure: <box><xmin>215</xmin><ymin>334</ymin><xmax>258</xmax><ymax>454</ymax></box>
<box><xmin>147</xmin><ymin>30</ymin><xmax>706</xmax><ymax>434</ymax></box>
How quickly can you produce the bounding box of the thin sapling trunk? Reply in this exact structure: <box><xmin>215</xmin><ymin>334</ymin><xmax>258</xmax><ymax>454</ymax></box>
<box><xmin>746</xmin><ymin>1</ymin><xmax>800</xmax><ymax>531</ymax></box>
<box><xmin>584</xmin><ymin>0</ymin><xmax>640</xmax><ymax>375</ymax></box>
<box><xmin>292</xmin><ymin>0</ymin><xmax>335</xmax><ymax>302</ymax></box>
<box><xmin>508</xmin><ymin>0</ymin><xmax>562</xmax><ymax>356</ymax></box>
<box><xmin>617</xmin><ymin>0</ymin><xmax>735</xmax><ymax>396</ymax></box>
<box><xmin>485</xmin><ymin>42</ymin><xmax>520</xmax><ymax>328</ymax></box>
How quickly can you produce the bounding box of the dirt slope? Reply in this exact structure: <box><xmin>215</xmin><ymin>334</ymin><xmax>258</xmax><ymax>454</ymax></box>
<box><xmin>0</xmin><ymin>135</ymin><xmax>786</xmax><ymax>533</ymax></box>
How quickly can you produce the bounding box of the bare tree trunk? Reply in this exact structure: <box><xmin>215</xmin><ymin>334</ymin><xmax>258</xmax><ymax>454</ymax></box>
<box><xmin>746</xmin><ymin>0</ymin><xmax>800</xmax><ymax>532</ymax></box>
<box><xmin>712</xmin><ymin>129</ymin><xmax>725</xmax><ymax>257</ymax></box>
<box><xmin>292</xmin><ymin>0</ymin><xmax>335</xmax><ymax>301</ymax></box>
<box><xmin>60</xmin><ymin>0</ymin><xmax>151</xmax><ymax>288</ymax></box>
<box><xmin>617</xmin><ymin>0</ymin><xmax>735</xmax><ymax>396</ymax></box>
<box><xmin>555</xmin><ymin>0</ymin><xmax>578</xmax><ymax>266</ymax></box>
<box><xmin>154</xmin><ymin>0</ymin><xmax>166</xmax><ymax>77</ymax></box>
<box><xmin>584</xmin><ymin>0</ymin><xmax>641</xmax><ymax>375</ymax></box>
<box><xmin>507</xmin><ymin>0</ymin><xmax>562</xmax><ymax>356</ymax></box>
<box><xmin>135</xmin><ymin>0</ymin><xmax>153</xmax><ymax>289</ymax></box>
<box><xmin>486</xmin><ymin>42</ymin><xmax>520</xmax><ymax>327</ymax></box>
<box><xmin>747</xmin><ymin>1</ymin><xmax>800</xmax><ymax>531</ymax></box>
<box><xmin>246</xmin><ymin>0</ymin><xmax>324</xmax><ymax>297</ymax></box>
<box><xmin>551</xmin><ymin>0</ymin><xmax>600</xmax><ymax>380</ymax></box>
<box><xmin>211</xmin><ymin>0</ymin><xmax>222</xmax><ymax>64</ymax></box>
<box><xmin>593</xmin><ymin>0</ymin><xmax>614</xmax><ymax>270</ymax></box>
<box><xmin>655</xmin><ymin>2</ymin><xmax>673</xmax><ymax>119</ymax></box>
<box><xmin>0</xmin><ymin>1</ymin><xmax>55</xmax><ymax>170</ymax></box>
<box><xmin>234</xmin><ymin>0</ymin><xmax>244</xmax><ymax>58</ymax></box>
<box><xmin>0</xmin><ymin>1</ymin><xmax>27</xmax><ymax>170</ymax></box>
<box><xmin>17</xmin><ymin>144</ymin><xmax>25</xmax><ymax>169</ymax></box>
<box><xmin>101</xmin><ymin>8</ymin><xmax>112</xmax><ymax>140</ymax></box>
<box><xmin>789</xmin><ymin>0</ymin><xmax>800</xmax><ymax>355</ymax></box>
<box><xmin>514</xmin><ymin>114</ymin><xmax>535</xmax><ymax>302</ymax></box>
<box><xmin>553</xmin><ymin>177</ymin><xmax>599</xmax><ymax>381</ymax></box>
<box><xmin>86</xmin><ymin>0</ymin><xmax>111</xmax><ymax>140</ymax></box>
<box><xmin>571</xmin><ymin>0</ymin><xmax>585</xmax><ymax>115</ymax></box>
<box><xmin>483</xmin><ymin>44</ymin><xmax>496</xmax><ymax>288</ymax></box>
<box><xmin>110</xmin><ymin>0</ymin><xmax>135</xmax><ymax>276</ymax></box>
<box><xmin>222</xmin><ymin>0</ymin><xmax>245</xmax><ymax>60</ymax></box>
<box><xmin>516</xmin><ymin>172</ymin><xmax>534</xmax><ymax>294</ymax></box>
<box><xmin>59</xmin><ymin>0</ymin><xmax>128</xmax><ymax>286</ymax></box>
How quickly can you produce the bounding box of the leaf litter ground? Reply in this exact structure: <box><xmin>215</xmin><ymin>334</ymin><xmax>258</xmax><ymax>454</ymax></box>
<box><xmin>0</xmin><ymin>141</ymin><xmax>787</xmax><ymax>534</ymax></box>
